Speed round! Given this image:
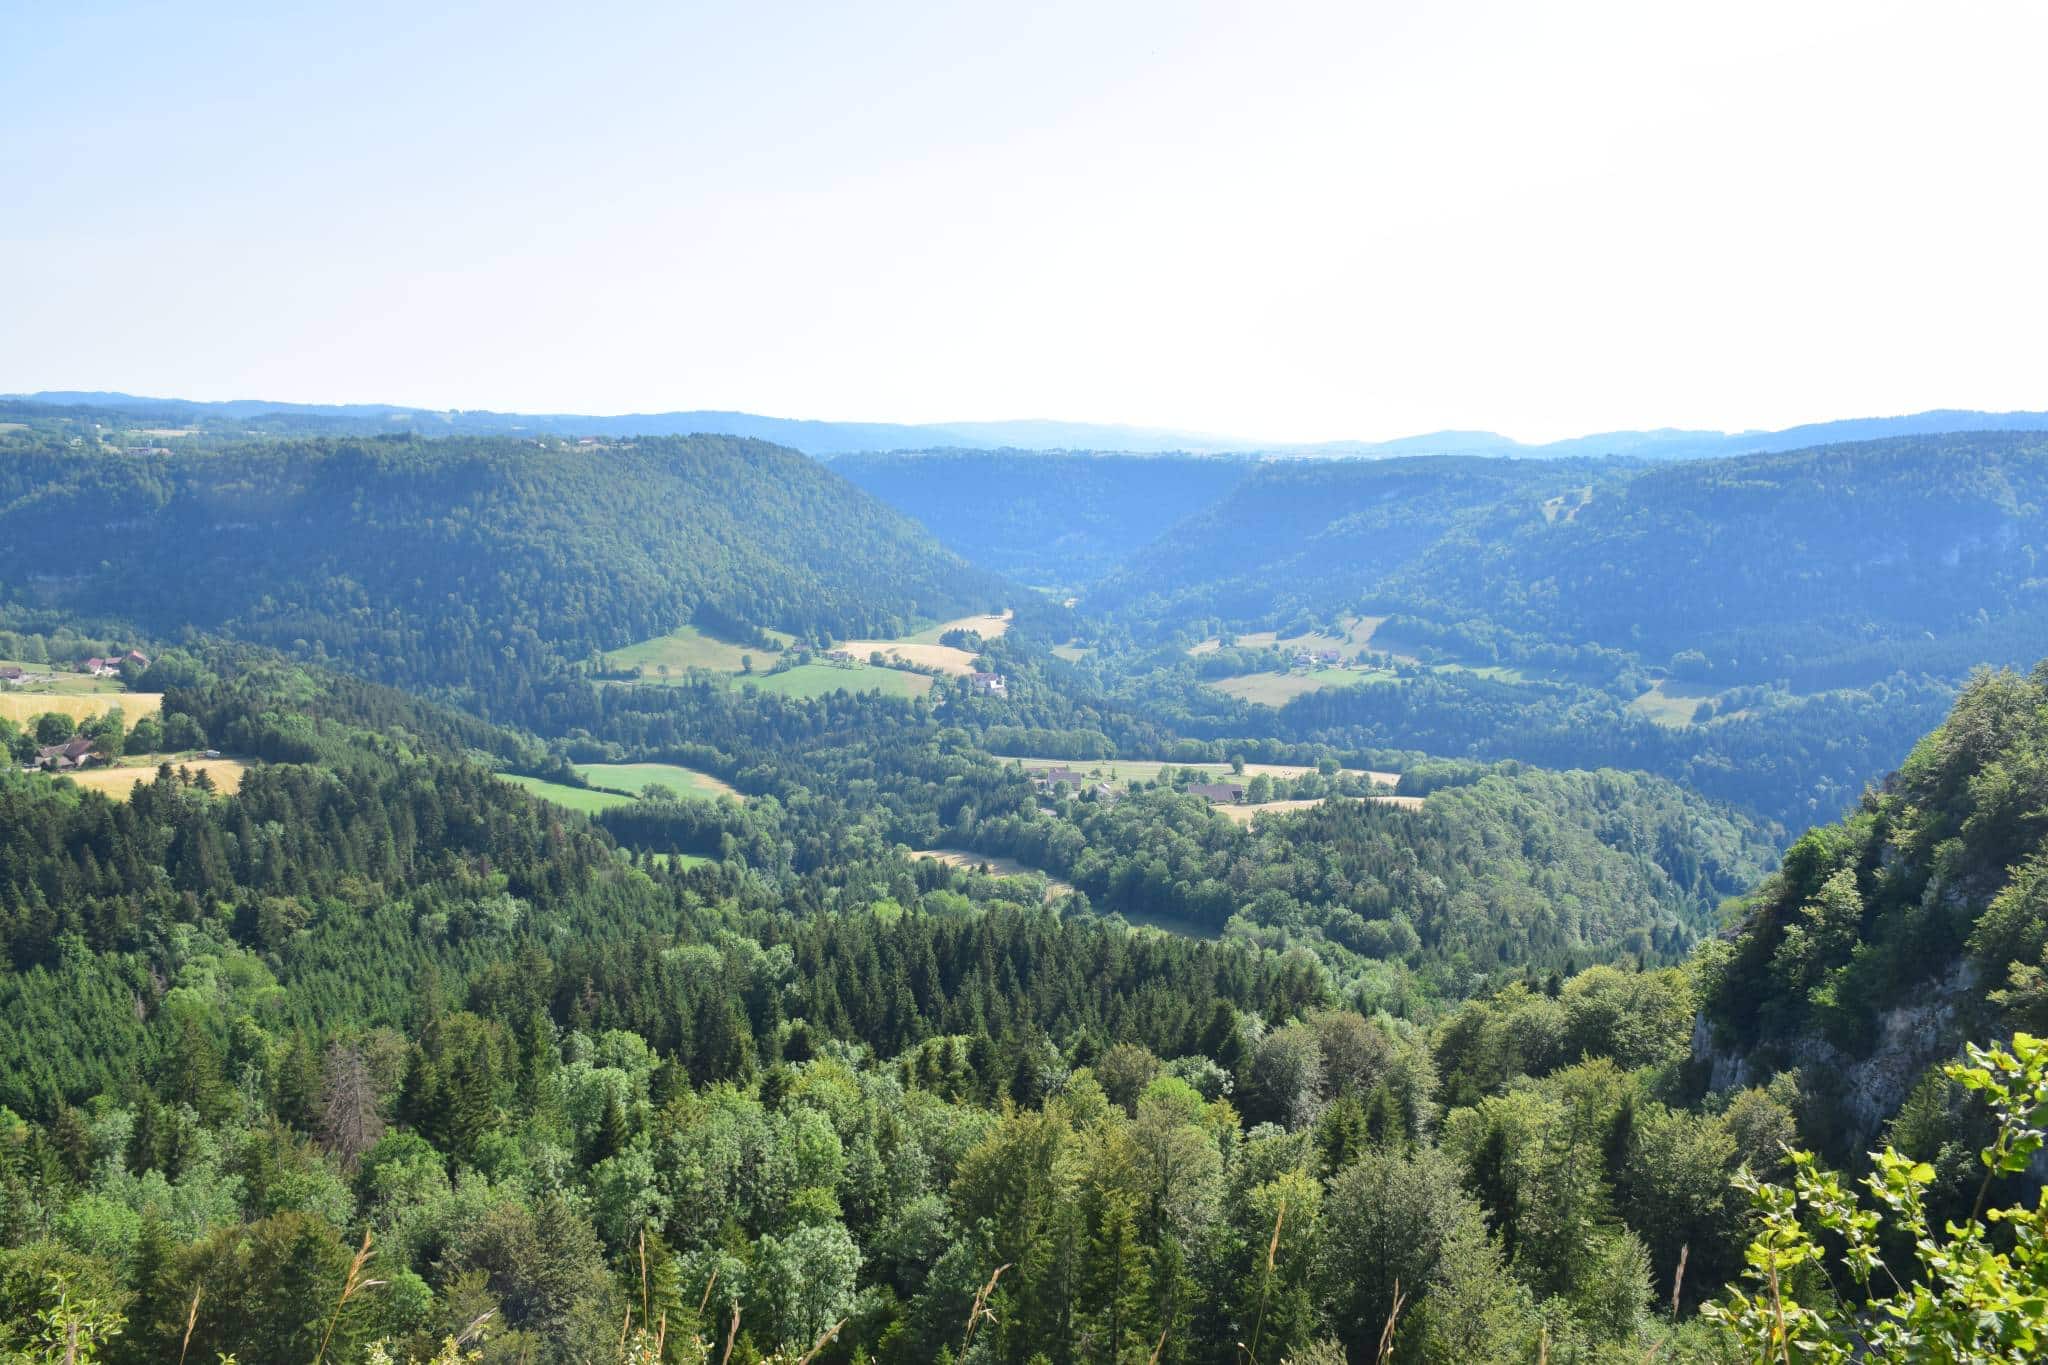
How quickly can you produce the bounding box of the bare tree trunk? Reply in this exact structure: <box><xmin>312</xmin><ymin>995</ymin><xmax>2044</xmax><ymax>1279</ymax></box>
<box><xmin>320</xmin><ymin>1041</ymin><xmax>385</xmax><ymax>1166</ymax></box>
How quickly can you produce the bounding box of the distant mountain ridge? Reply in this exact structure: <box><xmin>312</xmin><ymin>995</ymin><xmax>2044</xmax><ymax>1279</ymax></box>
<box><xmin>11</xmin><ymin>389</ymin><xmax>2048</xmax><ymax>459</ymax></box>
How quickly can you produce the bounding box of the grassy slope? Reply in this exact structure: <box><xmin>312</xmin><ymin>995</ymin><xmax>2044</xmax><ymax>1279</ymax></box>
<box><xmin>575</xmin><ymin>762</ymin><xmax>740</xmax><ymax>800</ymax></box>
<box><xmin>495</xmin><ymin>773</ymin><xmax>635</xmax><ymax>815</ymax></box>
<box><xmin>601</xmin><ymin>625</ymin><xmax>791</xmax><ymax>678</ymax></box>
<box><xmin>743</xmin><ymin>664</ymin><xmax>934</xmax><ymax>701</ymax></box>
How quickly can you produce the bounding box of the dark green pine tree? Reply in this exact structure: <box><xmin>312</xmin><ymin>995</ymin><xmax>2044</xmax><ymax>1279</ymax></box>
<box><xmin>397</xmin><ymin>1046</ymin><xmax>448</xmax><ymax>1150</ymax></box>
<box><xmin>112</xmin><ymin>1209</ymin><xmax>187</xmax><ymax>1365</ymax></box>
<box><xmin>272</xmin><ymin>1030</ymin><xmax>322</xmax><ymax>1133</ymax></box>
<box><xmin>47</xmin><ymin>1106</ymin><xmax>92</xmax><ymax>1187</ymax></box>
<box><xmin>1077</xmin><ymin>1189</ymin><xmax>1153</xmax><ymax>1364</ymax></box>
<box><xmin>126</xmin><ymin>1088</ymin><xmax>162</xmax><ymax>1176</ymax></box>
<box><xmin>589</xmin><ymin>1090</ymin><xmax>628</xmax><ymax>1165</ymax></box>
<box><xmin>161</xmin><ymin>1014</ymin><xmax>228</xmax><ymax>1122</ymax></box>
<box><xmin>1314</xmin><ymin>1093</ymin><xmax>1371</xmax><ymax>1177</ymax></box>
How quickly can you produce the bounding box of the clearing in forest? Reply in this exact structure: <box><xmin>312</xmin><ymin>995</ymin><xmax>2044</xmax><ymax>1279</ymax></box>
<box><xmin>600</xmin><ymin>625</ymin><xmax>791</xmax><ymax>679</ymax></box>
<box><xmin>744</xmin><ymin>663</ymin><xmax>934</xmax><ymax>701</ymax></box>
<box><xmin>496</xmin><ymin>773</ymin><xmax>636</xmax><ymax>815</ymax></box>
<box><xmin>575</xmin><ymin>762</ymin><xmax>741</xmax><ymax>801</ymax></box>
<box><xmin>910</xmin><ymin>848</ymin><xmax>1075</xmax><ymax>899</ymax></box>
<box><xmin>1208</xmin><ymin>667</ymin><xmax>1396</xmax><ymax>706</ymax></box>
<box><xmin>55</xmin><ymin>757</ymin><xmax>250</xmax><ymax>799</ymax></box>
<box><xmin>1541</xmin><ymin>486</ymin><xmax>1594</xmax><ymax>522</ymax></box>
<box><xmin>1188</xmin><ymin>614</ymin><xmax>1418</xmax><ymax>664</ymax></box>
<box><xmin>900</xmin><ymin>610</ymin><xmax>1012</xmax><ymax>646</ymax></box>
<box><xmin>837</xmin><ymin>609</ymin><xmax>1014</xmax><ymax>676</ymax></box>
<box><xmin>1628</xmin><ymin>679</ymin><xmax>1742</xmax><ymax>728</ymax></box>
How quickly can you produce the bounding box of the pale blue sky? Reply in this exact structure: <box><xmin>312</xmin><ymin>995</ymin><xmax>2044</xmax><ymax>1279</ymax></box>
<box><xmin>4</xmin><ymin>0</ymin><xmax>2045</xmax><ymax>442</ymax></box>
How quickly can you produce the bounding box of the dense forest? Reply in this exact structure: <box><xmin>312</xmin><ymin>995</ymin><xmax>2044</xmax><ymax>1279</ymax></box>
<box><xmin>1376</xmin><ymin>433</ymin><xmax>2048</xmax><ymax>688</ymax></box>
<box><xmin>4</xmin><ymin>641</ymin><xmax>2045</xmax><ymax>1361</ymax></box>
<box><xmin>1084</xmin><ymin>456</ymin><xmax>1600</xmax><ymax>627</ymax></box>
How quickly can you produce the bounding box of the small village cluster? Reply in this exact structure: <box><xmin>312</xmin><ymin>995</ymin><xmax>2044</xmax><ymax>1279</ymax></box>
<box><xmin>80</xmin><ymin>648</ymin><xmax>150</xmax><ymax>676</ymax></box>
<box><xmin>0</xmin><ymin>648</ymin><xmax>149</xmax><ymax>686</ymax></box>
<box><xmin>1027</xmin><ymin>765</ymin><xmax>1120</xmax><ymax>802</ymax></box>
<box><xmin>1290</xmin><ymin>647</ymin><xmax>1345</xmax><ymax>671</ymax></box>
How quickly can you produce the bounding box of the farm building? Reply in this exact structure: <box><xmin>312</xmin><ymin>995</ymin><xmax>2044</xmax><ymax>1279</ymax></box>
<box><xmin>1031</xmin><ymin>765</ymin><xmax>1087</xmax><ymax>791</ymax></box>
<box><xmin>78</xmin><ymin>650</ymin><xmax>148</xmax><ymax>676</ymax></box>
<box><xmin>1186</xmin><ymin>781</ymin><xmax>1248</xmax><ymax>804</ymax></box>
<box><xmin>37</xmin><ymin>737</ymin><xmax>100</xmax><ymax>771</ymax></box>
<box><xmin>967</xmin><ymin>672</ymin><xmax>1008</xmax><ymax>697</ymax></box>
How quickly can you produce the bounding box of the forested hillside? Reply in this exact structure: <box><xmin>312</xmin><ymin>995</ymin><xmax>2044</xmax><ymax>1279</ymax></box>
<box><xmin>1087</xmin><ymin>456</ymin><xmax>1602</xmax><ymax>626</ymax></box>
<box><xmin>1694</xmin><ymin>660</ymin><xmax>2048</xmax><ymax>1154</ymax></box>
<box><xmin>1078</xmin><ymin>433</ymin><xmax>2048</xmax><ymax>691</ymax></box>
<box><xmin>828</xmin><ymin>450</ymin><xmax>1251</xmax><ymax>586</ymax></box>
<box><xmin>0</xmin><ymin>432</ymin><xmax>1004</xmax><ymax>710</ymax></box>
<box><xmin>1381</xmin><ymin>432</ymin><xmax>2048</xmax><ymax>688</ymax></box>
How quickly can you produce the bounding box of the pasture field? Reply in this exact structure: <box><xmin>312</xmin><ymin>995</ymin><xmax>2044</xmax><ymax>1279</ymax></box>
<box><xmin>1000</xmin><ymin>755</ymin><xmax>1400</xmax><ymax>788</ymax></box>
<box><xmin>910</xmin><ymin>848</ymin><xmax>1075</xmax><ymax>899</ymax></box>
<box><xmin>1050</xmin><ymin>644</ymin><xmax>1091</xmax><ymax>662</ymax></box>
<box><xmin>1431</xmin><ymin>661</ymin><xmax>1534</xmax><ymax>684</ymax></box>
<box><xmin>1628</xmin><ymin>679</ymin><xmax>1726</xmax><ymax>728</ymax></box>
<box><xmin>1208</xmin><ymin>666</ymin><xmax>1396</xmax><ymax>706</ymax></box>
<box><xmin>0</xmin><ymin>691</ymin><xmax>162</xmax><ymax>725</ymax></box>
<box><xmin>575</xmin><ymin>762</ymin><xmax>740</xmax><ymax>801</ymax></box>
<box><xmin>742</xmin><ymin>663</ymin><xmax>934</xmax><ymax>701</ymax></box>
<box><xmin>1213</xmin><ymin>794</ymin><xmax>1424</xmax><ymax>824</ymax></box>
<box><xmin>52</xmin><ymin>757</ymin><xmax>250</xmax><ymax>800</ymax></box>
<box><xmin>900</xmin><ymin>610</ymin><xmax>1012</xmax><ymax>646</ymax></box>
<box><xmin>495</xmin><ymin>773</ymin><xmax>635</xmax><ymax>815</ymax></box>
<box><xmin>600</xmin><ymin>625</ymin><xmax>789</xmax><ymax>679</ymax></box>
<box><xmin>1189</xmin><ymin>614</ymin><xmax>1413</xmax><ymax>663</ymax></box>
<box><xmin>837</xmin><ymin>610</ymin><xmax>1013</xmax><ymax>676</ymax></box>
<box><xmin>831</xmin><ymin>640</ymin><xmax>979</xmax><ymax>675</ymax></box>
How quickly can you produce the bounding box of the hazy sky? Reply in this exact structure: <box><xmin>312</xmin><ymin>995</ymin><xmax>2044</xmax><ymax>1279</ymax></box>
<box><xmin>5</xmin><ymin>0</ymin><xmax>2045</xmax><ymax>443</ymax></box>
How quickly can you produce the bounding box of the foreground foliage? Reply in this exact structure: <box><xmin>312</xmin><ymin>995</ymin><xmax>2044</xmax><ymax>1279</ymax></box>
<box><xmin>1707</xmin><ymin>1031</ymin><xmax>2048</xmax><ymax>1362</ymax></box>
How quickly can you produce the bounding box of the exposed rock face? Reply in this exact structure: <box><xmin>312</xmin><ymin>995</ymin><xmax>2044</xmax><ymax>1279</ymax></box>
<box><xmin>1693</xmin><ymin>958</ymin><xmax>1986</xmax><ymax>1151</ymax></box>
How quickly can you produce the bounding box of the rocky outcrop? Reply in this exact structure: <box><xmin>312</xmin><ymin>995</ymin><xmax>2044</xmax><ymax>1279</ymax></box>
<box><xmin>1694</xmin><ymin>958</ymin><xmax>1987</xmax><ymax>1152</ymax></box>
